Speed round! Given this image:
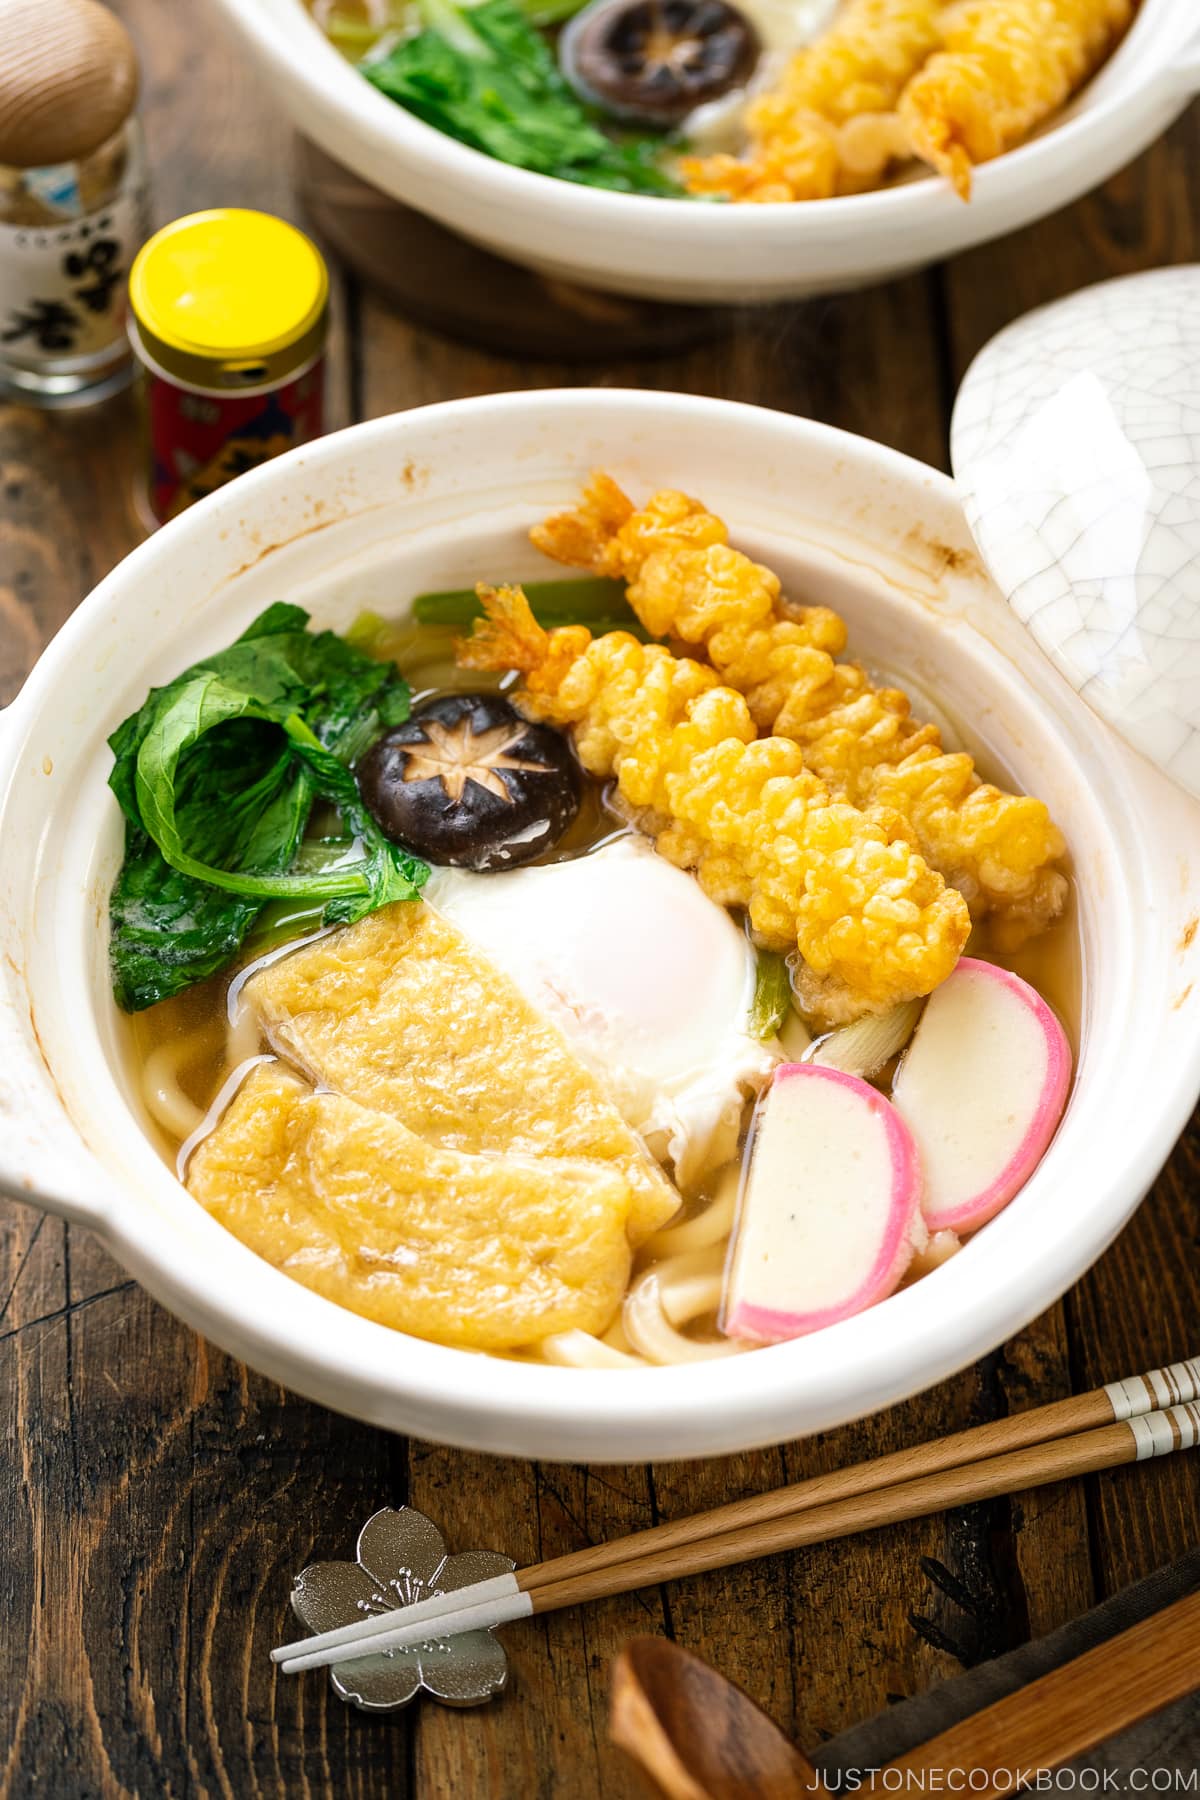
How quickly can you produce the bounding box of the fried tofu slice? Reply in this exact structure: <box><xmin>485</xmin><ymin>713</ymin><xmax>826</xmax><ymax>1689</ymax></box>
<box><xmin>246</xmin><ymin>904</ymin><xmax>679</xmax><ymax>1241</ymax></box>
<box><xmin>187</xmin><ymin>1064</ymin><xmax>632</xmax><ymax>1351</ymax></box>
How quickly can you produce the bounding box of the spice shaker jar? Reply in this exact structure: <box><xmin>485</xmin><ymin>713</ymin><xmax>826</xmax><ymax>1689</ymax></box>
<box><xmin>127</xmin><ymin>209</ymin><xmax>329</xmax><ymax>523</ymax></box>
<box><xmin>0</xmin><ymin>0</ymin><xmax>149</xmax><ymax>403</ymax></box>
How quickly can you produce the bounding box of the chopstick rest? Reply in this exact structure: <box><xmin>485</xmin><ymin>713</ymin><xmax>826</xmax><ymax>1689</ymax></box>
<box><xmin>275</xmin><ymin>1355</ymin><xmax>1200</xmax><ymax>1688</ymax></box>
<box><xmin>285</xmin><ymin>1506</ymin><xmax>516</xmax><ymax>1711</ymax></box>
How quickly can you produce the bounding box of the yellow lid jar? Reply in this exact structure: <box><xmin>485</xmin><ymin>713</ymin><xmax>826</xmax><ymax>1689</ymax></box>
<box><xmin>127</xmin><ymin>208</ymin><xmax>329</xmax><ymax>522</ymax></box>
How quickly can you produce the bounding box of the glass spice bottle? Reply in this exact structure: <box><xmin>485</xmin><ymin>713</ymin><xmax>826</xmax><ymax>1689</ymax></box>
<box><xmin>0</xmin><ymin>0</ymin><xmax>150</xmax><ymax>404</ymax></box>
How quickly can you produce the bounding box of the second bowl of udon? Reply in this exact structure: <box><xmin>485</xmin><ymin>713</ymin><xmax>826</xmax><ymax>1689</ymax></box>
<box><xmin>210</xmin><ymin>0</ymin><xmax>1200</xmax><ymax>303</ymax></box>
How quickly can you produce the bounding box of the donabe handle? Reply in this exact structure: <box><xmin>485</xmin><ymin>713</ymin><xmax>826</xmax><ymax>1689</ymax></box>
<box><xmin>0</xmin><ymin>708</ymin><xmax>114</xmax><ymax>1231</ymax></box>
<box><xmin>0</xmin><ymin>1007</ymin><xmax>116</xmax><ymax>1230</ymax></box>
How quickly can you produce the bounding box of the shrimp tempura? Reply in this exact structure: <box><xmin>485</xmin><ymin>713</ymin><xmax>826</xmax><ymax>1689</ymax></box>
<box><xmin>458</xmin><ymin>585</ymin><xmax>970</xmax><ymax>1025</ymax></box>
<box><xmin>533</xmin><ymin>475</ymin><xmax>1067</xmax><ymax>945</ymax></box>
<box><xmin>900</xmin><ymin>0</ymin><xmax>1136</xmax><ymax>199</ymax></box>
<box><xmin>681</xmin><ymin>0</ymin><xmax>943</xmax><ymax>202</ymax></box>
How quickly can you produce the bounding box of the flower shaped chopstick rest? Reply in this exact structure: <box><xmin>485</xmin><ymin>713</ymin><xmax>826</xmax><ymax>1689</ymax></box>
<box><xmin>289</xmin><ymin>1507</ymin><xmax>515</xmax><ymax>1710</ymax></box>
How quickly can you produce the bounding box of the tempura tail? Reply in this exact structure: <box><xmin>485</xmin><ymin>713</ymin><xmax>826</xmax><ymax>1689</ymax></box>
<box><xmin>680</xmin><ymin>114</ymin><xmax>842</xmax><ymax>206</ymax></box>
<box><xmin>532</xmin><ymin>475</ymin><xmax>1067</xmax><ymax>943</ymax></box>
<box><xmin>459</xmin><ymin>584</ymin><xmax>970</xmax><ymax>1025</ymax></box>
<box><xmin>681</xmin><ymin>0</ymin><xmax>944</xmax><ymax>202</ymax></box>
<box><xmin>899</xmin><ymin>0</ymin><xmax>1137</xmax><ymax>199</ymax></box>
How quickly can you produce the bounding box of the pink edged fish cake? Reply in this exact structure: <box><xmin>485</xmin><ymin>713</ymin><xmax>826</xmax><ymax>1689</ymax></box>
<box><xmin>724</xmin><ymin>1063</ymin><xmax>925</xmax><ymax>1344</ymax></box>
<box><xmin>892</xmin><ymin>958</ymin><xmax>1071</xmax><ymax>1235</ymax></box>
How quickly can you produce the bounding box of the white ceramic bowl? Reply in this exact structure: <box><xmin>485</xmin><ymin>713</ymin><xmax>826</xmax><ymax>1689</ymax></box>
<box><xmin>3</xmin><ymin>389</ymin><xmax>1200</xmax><ymax>1461</ymax></box>
<box><xmin>210</xmin><ymin>0</ymin><xmax>1199</xmax><ymax>304</ymax></box>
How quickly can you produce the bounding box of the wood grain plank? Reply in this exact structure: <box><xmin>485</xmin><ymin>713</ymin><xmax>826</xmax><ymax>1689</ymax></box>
<box><xmin>0</xmin><ymin>400</ymin><xmax>137</xmax><ymax>703</ymax></box>
<box><xmin>410</xmin><ymin>1447</ymin><xmax>666</xmax><ymax>1800</ymax></box>
<box><xmin>1065</xmin><ymin>1122</ymin><xmax>1200</xmax><ymax>1595</ymax></box>
<box><xmin>1</xmin><ymin>1285</ymin><xmax>413</xmax><ymax>1800</ymax></box>
<box><xmin>0</xmin><ymin>1208</ymin><xmax>70</xmax><ymax>1799</ymax></box>
<box><xmin>352</xmin><ymin>267</ymin><xmax>950</xmax><ymax>470</ymax></box>
<box><xmin>869</xmin><ymin>1588</ymin><xmax>1200</xmax><ymax>1797</ymax></box>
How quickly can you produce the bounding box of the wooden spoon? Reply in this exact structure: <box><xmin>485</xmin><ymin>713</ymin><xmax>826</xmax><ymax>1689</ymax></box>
<box><xmin>610</xmin><ymin>1636</ymin><xmax>818</xmax><ymax>1800</ymax></box>
<box><xmin>612</xmin><ymin>1590</ymin><xmax>1200</xmax><ymax>1800</ymax></box>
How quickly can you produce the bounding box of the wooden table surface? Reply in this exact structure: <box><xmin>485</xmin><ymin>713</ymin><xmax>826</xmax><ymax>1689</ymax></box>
<box><xmin>1</xmin><ymin>5</ymin><xmax>1197</xmax><ymax>1796</ymax></box>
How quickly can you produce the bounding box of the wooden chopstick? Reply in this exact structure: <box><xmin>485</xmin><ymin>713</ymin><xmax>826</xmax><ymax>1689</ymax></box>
<box><xmin>863</xmin><ymin>1587</ymin><xmax>1200</xmax><ymax>1799</ymax></box>
<box><xmin>278</xmin><ymin>1395</ymin><xmax>1200</xmax><ymax>1674</ymax></box>
<box><xmin>516</xmin><ymin>1354</ymin><xmax>1200</xmax><ymax>1598</ymax></box>
<box><xmin>272</xmin><ymin>1356</ymin><xmax>1199</xmax><ymax>1667</ymax></box>
<box><xmin>516</xmin><ymin>1405</ymin><xmax>1200</xmax><ymax>1624</ymax></box>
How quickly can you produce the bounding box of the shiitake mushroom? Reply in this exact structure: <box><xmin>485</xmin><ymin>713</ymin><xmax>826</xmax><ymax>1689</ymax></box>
<box><xmin>559</xmin><ymin>0</ymin><xmax>760</xmax><ymax>129</ymax></box>
<box><xmin>357</xmin><ymin>692</ymin><xmax>581</xmax><ymax>872</ymax></box>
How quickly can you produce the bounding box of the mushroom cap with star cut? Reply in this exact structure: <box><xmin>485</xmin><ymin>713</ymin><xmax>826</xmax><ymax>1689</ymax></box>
<box><xmin>356</xmin><ymin>690</ymin><xmax>582</xmax><ymax>871</ymax></box>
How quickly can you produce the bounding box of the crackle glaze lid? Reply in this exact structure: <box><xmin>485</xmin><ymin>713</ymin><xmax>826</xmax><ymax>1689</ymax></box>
<box><xmin>951</xmin><ymin>265</ymin><xmax>1200</xmax><ymax>799</ymax></box>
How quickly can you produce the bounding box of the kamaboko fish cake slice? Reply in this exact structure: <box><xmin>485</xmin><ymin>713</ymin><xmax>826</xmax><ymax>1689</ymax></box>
<box><xmin>899</xmin><ymin>0</ymin><xmax>1137</xmax><ymax>199</ymax></box>
<box><xmin>532</xmin><ymin>474</ymin><xmax>1067</xmax><ymax>944</ymax></box>
<box><xmin>245</xmin><ymin>902</ymin><xmax>679</xmax><ymax>1241</ymax></box>
<box><xmin>187</xmin><ymin>1063</ymin><xmax>633</xmax><ymax>1351</ymax></box>
<box><xmin>457</xmin><ymin>584</ymin><xmax>969</xmax><ymax>1025</ymax></box>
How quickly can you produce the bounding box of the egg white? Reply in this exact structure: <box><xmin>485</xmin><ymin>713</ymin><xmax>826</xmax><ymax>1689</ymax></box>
<box><xmin>426</xmin><ymin>836</ymin><xmax>778</xmax><ymax>1190</ymax></box>
<box><xmin>681</xmin><ymin>0</ymin><xmax>838</xmax><ymax>153</ymax></box>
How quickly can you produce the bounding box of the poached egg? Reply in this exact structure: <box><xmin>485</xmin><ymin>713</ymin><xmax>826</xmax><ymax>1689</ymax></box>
<box><xmin>426</xmin><ymin>836</ymin><xmax>777</xmax><ymax>1190</ymax></box>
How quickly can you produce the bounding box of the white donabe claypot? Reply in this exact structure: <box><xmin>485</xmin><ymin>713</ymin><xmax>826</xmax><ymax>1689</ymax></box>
<box><xmin>2</xmin><ymin>389</ymin><xmax>1199</xmax><ymax>1462</ymax></box>
<box><xmin>209</xmin><ymin>0</ymin><xmax>1200</xmax><ymax>305</ymax></box>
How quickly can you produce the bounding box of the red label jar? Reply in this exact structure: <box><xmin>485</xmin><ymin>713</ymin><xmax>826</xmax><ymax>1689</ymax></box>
<box><xmin>127</xmin><ymin>208</ymin><xmax>328</xmax><ymax>522</ymax></box>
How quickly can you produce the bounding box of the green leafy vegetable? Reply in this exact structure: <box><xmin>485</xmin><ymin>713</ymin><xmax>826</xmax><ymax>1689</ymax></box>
<box><xmin>108</xmin><ymin>605</ymin><xmax>428</xmax><ymax>1012</ymax></box>
<box><xmin>412</xmin><ymin>575</ymin><xmax>649</xmax><ymax>638</ymax></box>
<box><xmin>363</xmin><ymin>0</ymin><xmax>684</xmax><ymax>197</ymax></box>
<box><xmin>750</xmin><ymin>951</ymin><xmax>792</xmax><ymax>1040</ymax></box>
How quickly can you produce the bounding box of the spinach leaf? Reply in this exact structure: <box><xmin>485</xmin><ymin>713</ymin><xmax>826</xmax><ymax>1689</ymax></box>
<box><xmin>363</xmin><ymin>0</ymin><xmax>683</xmax><ymax>197</ymax></box>
<box><xmin>109</xmin><ymin>830</ymin><xmax>272</xmax><ymax>1014</ymax></box>
<box><xmin>108</xmin><ymin>605</ymin><xmax>427</xmax><ymax>1013</ymax></box>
